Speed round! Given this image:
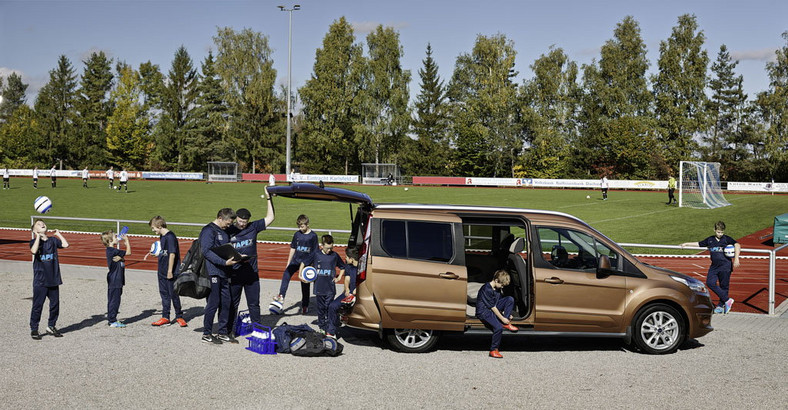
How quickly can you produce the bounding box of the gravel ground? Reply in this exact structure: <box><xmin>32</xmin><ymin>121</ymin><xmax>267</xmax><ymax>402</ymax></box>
<box><xmin>1</xmin><ymin>260</ymin><xmax>786</xmax><ymax>409</ymax></box>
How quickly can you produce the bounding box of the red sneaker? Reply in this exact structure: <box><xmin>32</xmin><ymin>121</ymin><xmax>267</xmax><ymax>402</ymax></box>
<box><xmin>489</xmin><ymin>349</ymin><xmax>503</xmax><ymax>358</ymax></box>
<box><xmin>151</xmin><ymin>318</ymin><xmax>171</xmax><ymax>327</ymax></box>
<box><xmin>503</xmin><ymin>323</ymin><xmax>519</xmax><ymax>332</ymax></box>
<box><xmin>175</xmin><ymin>318</ymin><xmax>188</xmax><ymax>327</ymax></box>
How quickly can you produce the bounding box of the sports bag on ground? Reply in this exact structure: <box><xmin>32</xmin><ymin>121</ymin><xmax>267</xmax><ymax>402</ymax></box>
<box><xmin>174</xmin><ymin>239</ymin><xmax>211</xmax><ymax>299</ymax></box>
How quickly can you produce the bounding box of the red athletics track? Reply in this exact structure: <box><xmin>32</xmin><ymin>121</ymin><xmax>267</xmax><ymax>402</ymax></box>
<box><xmin>1</xmin><ymin>227</ymin><xmax>786</xmax><ymax>314</ymax></box>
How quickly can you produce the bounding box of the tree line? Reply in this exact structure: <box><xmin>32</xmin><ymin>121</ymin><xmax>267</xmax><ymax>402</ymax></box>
<box><xmin>1</xmin><ymin>15</ymin><xmax>786</xmax><ymax>181</ymax></box>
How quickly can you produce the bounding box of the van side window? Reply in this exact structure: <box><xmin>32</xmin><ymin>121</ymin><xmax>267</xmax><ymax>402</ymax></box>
<box><xmin>381</xmin><ymin>220</ymin><xmax>454</xmax><ymax>262</ymax></box>
<box><xmin>536</xmin><ymin>227</ymin><xmax>619</xmax><ymax>271</ymax></box>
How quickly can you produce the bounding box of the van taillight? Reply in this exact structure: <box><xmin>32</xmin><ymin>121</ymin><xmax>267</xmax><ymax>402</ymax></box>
<box><xmin>356</xmin><ymin>213</ymin><xmax>371</xmax><ymax>283</ymax></box>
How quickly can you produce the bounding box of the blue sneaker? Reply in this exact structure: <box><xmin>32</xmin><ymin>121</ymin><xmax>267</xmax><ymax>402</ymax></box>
<box><xmin>713</xmin><ymin>306</ymin><xmax>724</xmax><ymax>314</ymax></box>
<box><xmin>109</xmin><ymin>321</ymin><xmax>126</xmax><ymax>328</ymax></box>
<box><xmin>724</xmin><ymin>298</ymin><xmax>734</xmax><ymax>314</ymax></box>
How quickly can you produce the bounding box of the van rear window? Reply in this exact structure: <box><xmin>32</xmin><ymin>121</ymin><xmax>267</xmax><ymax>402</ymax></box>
<box><xmin>381</xmin><ymin>220</ymin><xmax>453</xmax><ymax>262</ymax></box>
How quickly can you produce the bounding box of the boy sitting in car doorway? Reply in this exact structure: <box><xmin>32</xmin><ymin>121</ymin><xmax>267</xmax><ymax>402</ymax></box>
<box><xmin>476</xmin><ymin>270</ymin><xmax>519</xmax><ymax>358</ymax></box>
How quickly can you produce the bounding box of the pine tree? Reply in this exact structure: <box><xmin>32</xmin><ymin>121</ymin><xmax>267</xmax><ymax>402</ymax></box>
<box><xmin>74</xmin><ymin>51</ymin><xmax>113</xmax><ymax>167</ymax></box>
<box><xmin>705</xmin><ymin>45</ymin><xmax>748</xmax><ymax>178</ymax></box>
<box><xmin>653</xmin><ymin>14</ymin><xmax>710</xmax><ymax>169</ymax></box>
<box><xmin>0</xmin><ymin>72</ymin><xmax>28</xmax><ymax>122</ymax></box>
<box><xmin>184</xmin><ymin>51</ymin><xmax>229</xmax><ymax>171</ymax></box>
<box><xmin>33</xmin><ymin>55</ymin><xmax>79</xmax><ymax>167</ymax></box>
<box><xmin>409</xmin><ymin>43</ymin><xmax>449</xmax><ymax>176</ymax></box>
<box><xmin>299</xmin><ymin>17</ymin><xmax>365</xmax><ymax>174</ymax></box>
<box><xmin>154</xmin><ymin>46</ymin><xmax>197</xmax><ymax>171</ymax></box>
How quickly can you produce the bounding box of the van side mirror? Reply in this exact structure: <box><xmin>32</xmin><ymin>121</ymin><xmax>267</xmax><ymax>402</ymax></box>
<box><xmin>596</xmin><ymin>254</ymin><xmax>614</xmax><ymax>277</ymax></box>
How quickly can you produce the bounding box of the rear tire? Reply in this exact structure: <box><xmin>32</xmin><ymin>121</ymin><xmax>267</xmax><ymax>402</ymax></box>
<box><xmin>386</xmin><ymin>328</ymin><xmax>439</xmax><ymax>353</ymax></box>
<box><xmin>632</xmin><ymin>303</ymin><xmax>686</xmax><ymax>355</ymax></box>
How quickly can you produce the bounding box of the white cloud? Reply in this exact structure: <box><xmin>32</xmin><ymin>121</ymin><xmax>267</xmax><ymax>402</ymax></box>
<box><xmin>351</xmin><ymin>21</ymin><xmax>410</xmax><ymax>35</ymax></box>
<box><xmin>730</xmin><ymin>48</ymin><xmax>778</xmax><ymax>62</ymax></box>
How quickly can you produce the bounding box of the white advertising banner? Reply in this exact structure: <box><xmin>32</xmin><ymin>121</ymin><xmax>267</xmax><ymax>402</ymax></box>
<box><xmin>290</xmin><ymin>174</ymin><xmax>358</xmax><ymax>183</ymax></box>
<box><xmin>727</xmin><ymin>181</ymin><xmax>788</xmax><ymax>192</ymax></box>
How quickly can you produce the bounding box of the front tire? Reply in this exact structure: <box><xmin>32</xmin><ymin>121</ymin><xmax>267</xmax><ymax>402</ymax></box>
<box><xmin>386</xmin><ymin>328</ymin><xmax>439</xmax><ymax>353</ymax></box>
<box><xmin>632</xmin><ymin>303</ymin><xmax>686</xmax><ymax>354</ymax></box>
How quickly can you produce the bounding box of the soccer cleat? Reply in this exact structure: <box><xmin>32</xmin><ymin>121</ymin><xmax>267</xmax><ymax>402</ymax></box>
<box><xmin>175</xmin><ymin>318</ymin><xmax>188</xmax><ymax>327</ymax></box>
<box><xmin>713</xmin><ymin>306</ymin><xmax>724</xmax><ymax>314</ymax></box>
<box><xmin>216</xmin><ymin>334</ymin><xmax>238</xmax><ymax>344</ymax></box>
<box><xmin>151</xmin><ymin>318</ymin><xmax>171</xmax><ymax>326</ymax></box>
<box><xmin>724</xmin><ymin>298</ymin><xmax>734</xmax><ymax>314</ymax></box>
<box><xmin>489</xmin><ymin>349</ymin><xmax>503</xmax><ymax>358</ymax></box>
<box><xmin>109</xmin><ymin>321</ymin><xmax>126</xmax><ymax>328</ymax></box>
<box><xmin>201</xmin><ymin>334</ymin><xmax>222</xmax><ymax>344</ymax></box>
<box><xmin>31</xmin><ymin>330</ymin><xmax>42</xmax><ymax>340</ymax></box>
<box><xmin>47</xmin><ymin>326</ymin><xmax>63</xmax><ymax>337</ymax></box>
<box><xmin>503</xmin><ymin>323</ymin><xmax>519</xmax><ymax>332</ymax></box>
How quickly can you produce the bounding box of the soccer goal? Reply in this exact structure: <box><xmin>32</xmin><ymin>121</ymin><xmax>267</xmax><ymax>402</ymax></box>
<box><xmin>679</xmin><ymin>161</ymin><xmax>731</xmax><ymax>209</ymax></box>
<box><xmin>207</xmin><ymin>162</ymin><xmax>239</xmax><ymax>182</ymax></box>
<box><xmin>362</xmin><ymin>163</ymin><xmax>400</xmax><ymax>185</ymax></box>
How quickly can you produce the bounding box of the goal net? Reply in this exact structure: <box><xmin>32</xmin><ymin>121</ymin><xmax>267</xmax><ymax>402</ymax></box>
<box><xmin>679</xmin><ymin>161</ymin><xmax>731</xmax><ymax>209</ymax></box>
<box><xmin>362</xmin><ymin>163</ymin><xmax>400</xmax><ymax>185</ymax></box>
<box><xmin>207</xmin><ymin>162</ymin><xmax>239</xmax><ymax>182</ymax></box>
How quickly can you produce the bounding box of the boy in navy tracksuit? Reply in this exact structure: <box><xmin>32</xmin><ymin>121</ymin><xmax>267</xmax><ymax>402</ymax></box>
<box><xmin>300</xmin><ymin>235</ymin><xmax>345</xmax><ymax>335</ymax></box>
<box><xmin>148</xmin><ymin>216</ymin><xmax>186</xmax><ymax>327</ymax></box>
<box><xmin>226</xmin><ymin>189</ymin><xmax>275</xmax><ymax>336</ymax></box>
<box><xmin>273</xmin><ymin>214</ymin><xmax>318</xmax><ymax>314</ymax></box>
<box><xmin>476</xmin><ymin>270</ymin><xmax>519</xmax><ymax>358</ymax></box>
<box><xmin>199</xmin><ymin>208</ymin><xmax>239</xmax><ymax>344</ymax></box>
<box><xmin>326</xmin><ymin>247</ymin><xmax>358</xmax><ymax>338</ymax></box>
<box><xmin>29</xmin><ymin>219</ymin><xmax>69</xmax><ymax>339</ymax></box>
<box><xmin>101</xmin><ymin>230</ymin><xmax>131</xmax><ymax>328</ymax></box>
<box><xmin>682</xmin><ymin>220</ymin><xmax>741</xmax><ymax>314</ymax></box>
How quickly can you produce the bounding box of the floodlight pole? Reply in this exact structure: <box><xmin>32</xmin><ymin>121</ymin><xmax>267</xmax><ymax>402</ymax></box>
<box><xmin>279</xmin><ymin>4</ymin><xmax>300</xmax><ymax>177</ymax></box>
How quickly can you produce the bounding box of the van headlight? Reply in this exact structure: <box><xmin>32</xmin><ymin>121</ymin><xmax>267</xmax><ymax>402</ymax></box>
<box><xmin>671</xmin><ymin>276</ymin><xmax>708</xmax><ymax>295</ymax></box>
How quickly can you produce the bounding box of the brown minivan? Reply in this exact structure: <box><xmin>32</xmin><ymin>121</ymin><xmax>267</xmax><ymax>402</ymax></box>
<box><xmin>269</xmin><ymin>183</ymin><xmax>714</xmax><ymax>354</ymax></box>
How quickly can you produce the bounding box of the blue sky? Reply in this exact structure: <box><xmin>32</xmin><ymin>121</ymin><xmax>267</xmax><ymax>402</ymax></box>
<box><xmin>1</xmin><ymin>0</ymin><xmax>786</xmax><ymax>105</ymax></box>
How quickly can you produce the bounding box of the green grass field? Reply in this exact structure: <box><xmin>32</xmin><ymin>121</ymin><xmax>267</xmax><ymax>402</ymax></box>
<box><xmin>1</xmin><ymin>177</ymin><xmax>785</xmax><ymax>252</ymax></box>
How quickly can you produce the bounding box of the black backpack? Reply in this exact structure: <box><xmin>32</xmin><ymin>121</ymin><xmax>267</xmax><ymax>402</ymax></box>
<box><xmin>174</xmin><ymin>239</ymin><xmax>211</xmax><ymax>299</ymax></box>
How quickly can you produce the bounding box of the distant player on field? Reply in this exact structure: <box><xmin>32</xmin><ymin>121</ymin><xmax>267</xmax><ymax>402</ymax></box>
<box><xmin>106</xmin><ymin>166</ymin><xmax>114</xmax><ymax>189</ymax></box>
<box><xmin>82</xmin><ymin>167</ymin><xmax>89</xmax><ymax>188</ymax></box>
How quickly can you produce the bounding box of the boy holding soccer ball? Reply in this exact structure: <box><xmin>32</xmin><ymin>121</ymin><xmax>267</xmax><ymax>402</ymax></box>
<box><xmin>101</xmin><ymin>230</ymin><xmax>131</xmax><ymax>328</ymax></box>
<box><xmin>272</xmin><ymin>214</ymin><xmax>318</xmax><ymax>314</ymax></box>
<box><xmin>148</xmin><ymin>216</ymin><xmax>186</xmax><ymax>327</ymax></box>
<box><xmin>681</xmin><ymin>221</ymin><xmax>740</xmax><ymax>314</ymax></box>
<box><xmin>29</xmin><ymin>219</ymin><xmax>69</xmax><ymax>339</ymax></box>
<box><xmin>299</xmin><ymin>235</ymin><xmax>345</xmax><ymax>336</ymax></box>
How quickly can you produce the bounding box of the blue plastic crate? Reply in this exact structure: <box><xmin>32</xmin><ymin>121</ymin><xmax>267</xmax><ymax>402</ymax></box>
<box><xmin>245</xmin><ymin>323</ymin><xmax>276</xmax><ymax>355</ymax></box>
<box><xmin>234</xmin><ymin>310</ymin><xmax>253</xmax><ymax>336</ymax></box>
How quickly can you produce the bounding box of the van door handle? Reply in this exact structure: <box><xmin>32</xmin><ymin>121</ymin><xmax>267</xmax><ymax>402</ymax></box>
<box><xmin>544</xmin><ymin>277</ymin><xmax>564</xmax><ymax>284</ymax></box>
<box><xmin>439</xmin><ymin>272</ymin><xmax>459</xmax><ymax>280</ymax></box>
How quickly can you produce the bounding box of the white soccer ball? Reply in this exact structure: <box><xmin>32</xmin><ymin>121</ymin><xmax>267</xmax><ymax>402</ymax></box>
<box><xmin>586</xmin><ymin>195</ymin><xmax>591</xmax><ymax>199</ymax></box>
<box><xmin>724</xmin><ymin>244</ymin><xmax>735</xmax><ymax>258</ymax></box>
<box><xmin>301</xmin><ymin>266</ymin><xmax>318</xmax><ymax>282</ymax></box>
<box><xmin>149</xmin><ymin>241</ymin><xmax>162</xmax><ymax>257</ymax></box>
<box><xmin>34</xmin><ymin>196</ymin><xmax>53</xmax><ymax>214</ymax></box>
